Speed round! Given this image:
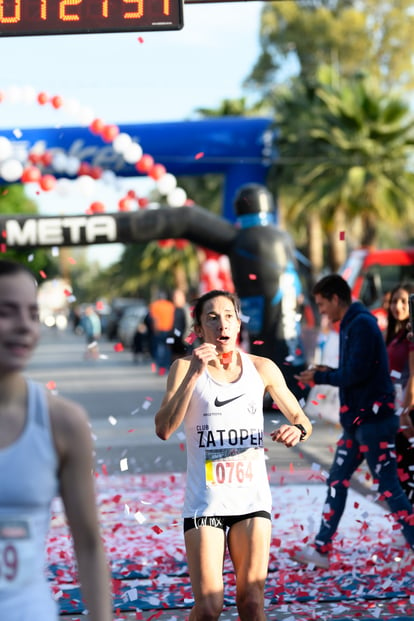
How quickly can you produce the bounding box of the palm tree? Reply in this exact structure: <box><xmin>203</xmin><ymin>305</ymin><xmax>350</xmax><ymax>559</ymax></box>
<box><xmin>275</xmin><ymin>66</ymin><xmax>414</xmax><ymax>278</ymax></box>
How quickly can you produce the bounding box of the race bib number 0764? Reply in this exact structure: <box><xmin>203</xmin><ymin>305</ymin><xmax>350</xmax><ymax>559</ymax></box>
<box><xmin>205</xmin><ymin>448</ymin><xmax>257</xmax><ymax>487</ymax></box>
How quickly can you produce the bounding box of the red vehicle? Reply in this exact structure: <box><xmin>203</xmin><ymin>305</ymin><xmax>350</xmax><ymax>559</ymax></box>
<box><xmin>339</xmin><ymin>248</ymin><xmax>414</xmax><ymax>330</ymax></box>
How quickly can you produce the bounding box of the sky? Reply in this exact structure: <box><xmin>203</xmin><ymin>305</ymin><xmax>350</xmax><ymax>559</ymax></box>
<box><xmin>0</xmin><ymin>1</ymin><xmax>266</xmax><ymax>266</ymax></box>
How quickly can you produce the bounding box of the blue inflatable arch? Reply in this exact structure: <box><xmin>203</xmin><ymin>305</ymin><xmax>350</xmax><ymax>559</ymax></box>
<box><xmin>0</xmin><ymin>117</ymin><xmax>275</xmax><ymax>221</ymax></box>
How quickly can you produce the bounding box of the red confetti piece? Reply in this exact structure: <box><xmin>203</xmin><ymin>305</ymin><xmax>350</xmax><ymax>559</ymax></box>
<box><xmin>137</xmin><ymin>36</ymin><xmax>144</xmax><ymax>43</ymax></box>
<box><xmin>113</xmin><ymin>342</ymin><xmax>124</xmax><ymax>352</ymax></box>
<box><xmin>339</xmin><ymin>230</ymin><xmax>346</xmax><ymax>240</ymax></box>
<box><xmin>39</xmin><ymin>270</ymin><xmax>47</xmax><ymax>279</ymax></box>
<box><xmin>63</xmin><ymin>289</ymin><xmax>72</xmax><ymax>297</ymax></box>
<box><xmin>151</xmin><ymin>525</ymin><xmax>163</xmax><ymax>534</ymax></box>
<box><xmin>46</xmin><ymin>380</ymin><xmax>56</xmax><ymax>391</ymax></box>
<box><xmin>185</xmin><ymin>331</ymin><xmax>197</xmax><ymax>345</ymax></box>
<box><xmin>253</xmin><ymin>340</ymin><xmax>264</xmax><ymax>345</ymax></box>
<box><xmin>67</xmin><ymin>256</ymin><xmax>76</xmax><ymax>264</ymax></box>
<box><xmin>249</xmin><ymin>273</ymin><xmax>257</xmax><ymax>280</ymax></box>
<box><xmin>194</xmin><ymin>152</ymin><xmax>204</xmax><ymax>159</ymax></box>
<box><xmin>0</xmin><ymin>244</ymin><xmax>6</xmax><ymax>253</ymax></box>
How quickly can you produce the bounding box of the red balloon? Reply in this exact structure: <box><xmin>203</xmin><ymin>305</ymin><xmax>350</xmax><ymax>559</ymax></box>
<box><xmin>135</xmin><ymin>154</ymin><xmax>154</xmax><ymax>174</ymax></box>
<box><xmin>158</xmin><ymin>239</ymin><xmax>175</xmax><ymax>249</ymax></box>
<box><xmin>148</xmin><ymin>163</ymin><xmax>166</xmax><ymax>180</ymax></box>
<box><xmin>21</xmin><ymin>166</ymin><xmax>41</xmax><ymax>183</ymax></box>
<box><xmin>90</xmin><ymin>118</ymin><xmax>104</xmax><ymax>135</ymax></box>
<box><xmin>28</xmin><ymin>153</ymin><xmax>41</xmax><ymax>165</ymax></box>
<box><xmin>89</xmin><ymin>166</ymin><xmax>103</xmax><ymax>180</ymax></box>
<box><xmin>89</xmin><ymin>201</ymin><xmax>106</xmax><ymax>213</ymax></box>
<box><xmin>39</xmin><ymin>175</ymin><xmax>56</xmax><ymax>191</ymax></box>
<box><xmin>37</xmin><ymin>92</ymin><xmax>49</xmax><ymax>105</ymax></box>
<box><xmin>78</xmin><ymin>162</ymin><xmax>92</xmax><ymax>176</ymax></box>
<box><xmin>41</xmin><ymin>152</ymin><xmax>53</xmax><ymax>167</ymax></box>
<box><xmin>51</xmin><ymin>95</ymin><xmax>63</xmax><ymax>109</ymax></box>
<box><xmin>118</xmin><ymin>197</ymin><xmax>131</xmax><ymax>211</ymax></box>
<box><xmin>101</xmin><ymin>124</ymin><xmax>120</xmax><ymax>143</ymax></box>
<box><xmin>137</xmin><ymin>197</ymin><xmax>149</xmax><ymax>208</ymax></box>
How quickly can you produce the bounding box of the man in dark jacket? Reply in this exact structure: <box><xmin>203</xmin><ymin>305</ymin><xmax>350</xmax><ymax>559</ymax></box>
<box><xmin>293</xmin><ymin>274</ymin><xmax>414</xmax><ymax>568</ymax></box>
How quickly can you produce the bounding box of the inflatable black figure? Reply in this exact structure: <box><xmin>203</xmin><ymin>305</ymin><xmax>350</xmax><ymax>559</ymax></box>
<box><xmin>229</xmin><ymin>184</ymin><xmax>306</xmax><ymax>396</ymax></box>
<box><xmin>1</xmin><ymin>183</ymin><xmax>307</xmax><ymax>397</ymax></box>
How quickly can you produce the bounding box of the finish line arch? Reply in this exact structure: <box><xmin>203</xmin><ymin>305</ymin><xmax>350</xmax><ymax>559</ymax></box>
<box><xmin>0</xmin><ymin>117</ymin><xmax>275</xmax><ymax>222</ymax></box>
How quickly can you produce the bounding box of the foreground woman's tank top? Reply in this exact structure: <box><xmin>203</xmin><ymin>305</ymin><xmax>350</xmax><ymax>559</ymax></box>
<box><xmin>0</xmin><ymin>379</ymin><xmax>59</xmax><ymax>621</ymax></box>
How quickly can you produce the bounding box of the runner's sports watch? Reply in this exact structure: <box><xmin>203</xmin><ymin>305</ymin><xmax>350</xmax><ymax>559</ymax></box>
<box><xmin>294</xmin><ymin>424</ymin><xmax>307</xmax><ymax>441</ymax></box>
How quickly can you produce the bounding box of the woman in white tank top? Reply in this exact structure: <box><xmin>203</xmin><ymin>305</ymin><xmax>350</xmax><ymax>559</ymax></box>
<box><xmin>0</xmin><ymin>259</ymin><xmax>113</xmax><ymax>621</ymax></box>
<box><xmin>155</xmin><ymin>289</ymin><xmax>312</xmax><ymax>621</ymax></box>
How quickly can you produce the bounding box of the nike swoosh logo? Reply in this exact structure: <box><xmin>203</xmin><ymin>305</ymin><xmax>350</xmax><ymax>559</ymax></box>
<box><xmin>214</xmin><ymin>394</ymin><xmax>245</xmax><ymax>407</ymax></box>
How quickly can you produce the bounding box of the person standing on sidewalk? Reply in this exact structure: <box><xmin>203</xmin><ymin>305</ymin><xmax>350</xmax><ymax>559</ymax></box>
<box><xmin>0</xmin><ymin>260</ymin><xmax>112</xmax><ymax>621</ymax></box>
<box><xmin>148</xmin><ymin>291</ymin><xmax>175</xmax><ymax>373</ymax></box>
<box><xmin>294</xmin><ymin>274</ymin><xmax>414</xmax><ymax>569</ymax></box>
<box><xmin>385</xmin><ymin>282</ymin><xmax>414</xmax><ymax>503</ymax></box>
<box><xmin>155</xmin><ymin>289</ymin><xmax>312</xmax><ymax>621</ymax></box>
<box><xmin>81</xmin><ymin>305</ymin><xmax>102</xmax><ymax>360</ymax></box>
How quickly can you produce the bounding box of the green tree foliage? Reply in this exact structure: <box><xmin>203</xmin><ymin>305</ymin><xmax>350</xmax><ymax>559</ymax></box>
<box><xmin>276</xmin><ymin>66</ymin><xmax>414</xmax><ymax>276</ymax></box>
<box><xmin>0</xmin><ymin>184</ymin><xmax>59</xmax><ymax>279</ymax></box>
<box><xmin>245</xmin><ymin>0</ymin><xmax>414</xmax><ymax>98</ymax></box>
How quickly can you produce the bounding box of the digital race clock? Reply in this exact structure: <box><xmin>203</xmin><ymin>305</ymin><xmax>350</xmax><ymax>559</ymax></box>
<box><xmin>0</xmin><ymin>0</ymin><xmax>184</xmax><ymax>36</ymax></box>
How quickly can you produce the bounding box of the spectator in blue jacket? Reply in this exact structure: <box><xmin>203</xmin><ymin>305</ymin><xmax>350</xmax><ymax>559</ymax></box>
<box><xmin>293</xmin><ymin>274</ymin><xmax>414</xmax><ymax>568</ymax></box>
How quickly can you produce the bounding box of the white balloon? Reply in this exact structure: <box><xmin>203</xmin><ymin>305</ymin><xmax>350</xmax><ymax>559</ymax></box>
<box><xmin>167</xmin><ymin>187</ymin><xmax>187</xmax><ymax>207</ymax></box>
<box><xmin>63</xmin><ymin>98</ymin><xmax>81</xmax><ymax>118</ymax></box>
<box><xmin>0</xmin><ymin>137</ymin><xmax>12</xmax><ymax>162</ymax></box>
<box><xmin>157</xmin><ymin>172</ymin><xmax>177</xmax><ymax>195</ymax></box>
<box><xmin>5</xmin><ymin>85</ymin><xmax>22</xmax><ymax>103</ymax></box>
<box><xmin>65</xmin><ymin>156</ymin><xmax>80</xmax><ymax>176</ymax></box>
<box><xmin>78</xmin><ymin>106</ymin><xmax>95</xmax><ymax>126</ymax></box>
<box><xmin>0</xmin><ymin>159</ymin><xmax>23</xmax><ymax>182</ymax></box>
<box><xmin>76</xmin><ymin>174</ymin><xmax>96</xmax><ymax>197</ymax></box>
<box><xmin>112</xmin><ymin>133</ymin><xmax>132</xmax><ymax>154</ymax></box>
<box><xmin>123</xmin><ymin>142</ymin><xmax>143</xmax><ymax>164</ymax></box>
<box><xmin>21</xmin><ymin>85</ymin><xmax>37</xmax><ymax>105</ymax></box>
<box><xmin>203</xmin><ymin>259</ymin><xmax>219</xmax><ymax>277</ymax></box>
<box><xmin>52</xmin><ymin>152</ymin><xmax>68</xmax><ymax>173</ymax></box>
<box><xmin>101</xmin><ymin>169</ymin><xmax>117</xmax><ymax>185</ymax></box>
<box><xmin>55</xmin><ymin>178</ymin><xmax>72</xmax><ymax>197</ymax></box>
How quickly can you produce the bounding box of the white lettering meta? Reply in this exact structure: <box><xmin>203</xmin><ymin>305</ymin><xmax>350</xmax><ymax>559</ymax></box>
<box><xmin>5</xmin><ymin>216</ymin><xmax>117</xmax><ymax>247</ymax></box>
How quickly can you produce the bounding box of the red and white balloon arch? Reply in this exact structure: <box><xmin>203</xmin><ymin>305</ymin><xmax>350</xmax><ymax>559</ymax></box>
<box><xmin>0</xmin><ymin>86</ymin><xmax>234</xmax><ymax>292</ymax></box>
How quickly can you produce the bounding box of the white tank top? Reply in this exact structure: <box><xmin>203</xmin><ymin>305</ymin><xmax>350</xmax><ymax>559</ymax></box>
<box><xmin>183</xmin><ymin>351</ymin><xmax>272</xmax><ymax>517</ymax></box>
<box><xmin>0</xmin><ymin>379</ymin><xmax>59</xmax><ymax>621</ymax></box>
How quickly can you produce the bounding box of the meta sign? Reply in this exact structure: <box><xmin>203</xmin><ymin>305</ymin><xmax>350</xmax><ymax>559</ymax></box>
<box><xmin>4</xmin><ymin>215</ymin><xmax>119</xmax><ymax>247</ymax></box>
<box><xmin>0</xmin><ymin>0</ymin><xmax>184</xmax><ymax>36</ymax></box>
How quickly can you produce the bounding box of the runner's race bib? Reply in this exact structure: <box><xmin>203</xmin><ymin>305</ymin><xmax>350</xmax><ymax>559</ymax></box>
<box><xmin>205</xmin><ymin>447</ymin><xmax>259</xmax><ymax>487</ymax></box>
<box><xmin>0</xmin><ymin>519</ymin><xmax>35</xmax><ymax>589</ymax></box>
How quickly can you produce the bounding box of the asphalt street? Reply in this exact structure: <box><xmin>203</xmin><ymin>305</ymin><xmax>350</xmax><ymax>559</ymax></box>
<box><xmin>24</xmin><ymin>327</ymin><xmax>414</xmax><ymax>621</ymax></box>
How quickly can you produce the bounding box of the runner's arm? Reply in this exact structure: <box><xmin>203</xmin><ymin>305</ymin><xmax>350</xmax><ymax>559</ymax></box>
<box><xmin>253</xmin><ymin>355</ymin><xmax>312</xmax><ymax>446</ymax></box>
<box><xmin>155</xmin><ymin>342</ymin><xmax>218</xmax><ymax>440</ymax></box>
<box><xmin>50</xmin><ymin>397</ymin><xmax>113</xmax><ymax>621</ymax></box>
